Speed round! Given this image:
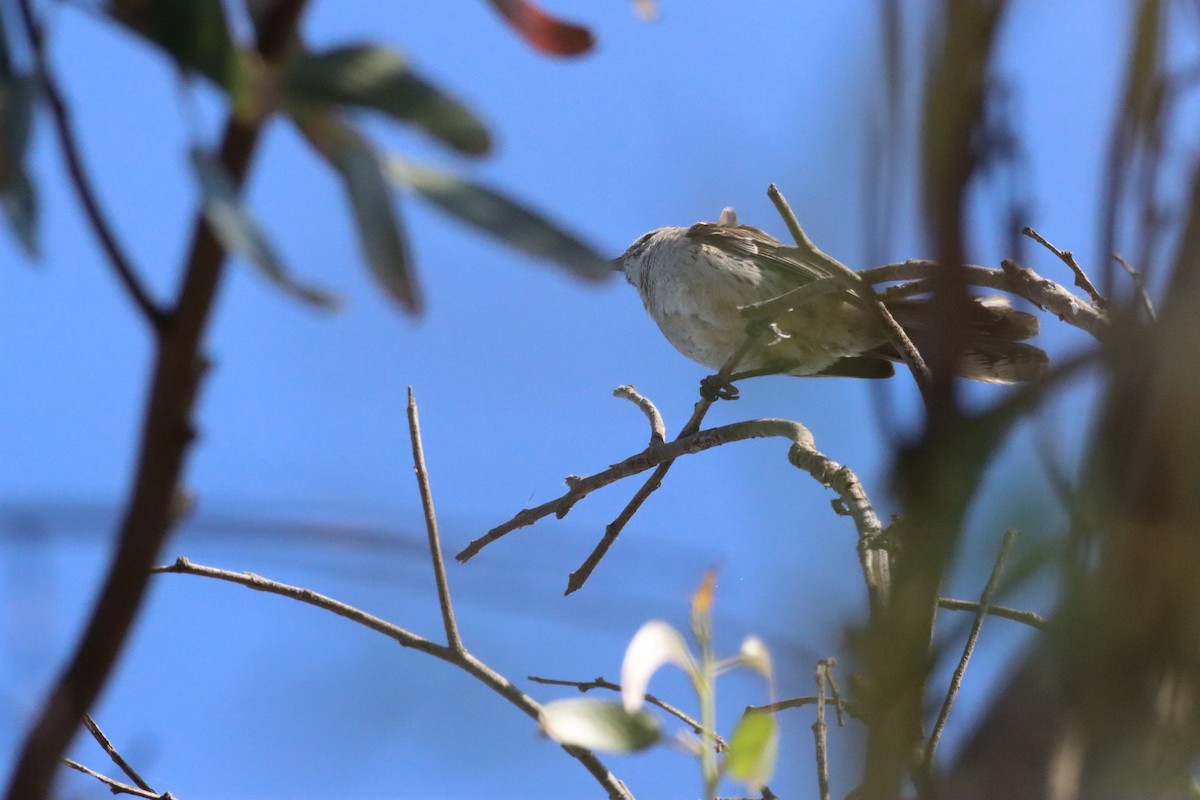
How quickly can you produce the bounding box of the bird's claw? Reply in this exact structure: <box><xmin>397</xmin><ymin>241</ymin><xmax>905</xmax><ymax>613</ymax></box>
<box><xmin>700</xmin><ymin>375</ymin><xmax>740</xmax><ymax>401</ymax></box>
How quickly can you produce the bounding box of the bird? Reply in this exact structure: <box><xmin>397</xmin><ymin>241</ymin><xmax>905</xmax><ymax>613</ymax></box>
<box><xmin>614</xmin><ymin>208</ymin><xmax>1047</xmax><ymax>395</ymax></box>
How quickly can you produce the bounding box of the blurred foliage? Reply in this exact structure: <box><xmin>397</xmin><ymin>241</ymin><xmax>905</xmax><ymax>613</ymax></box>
<box><xmin>4</xmin><ymin>0</ymin><xmax>611</xmax><ymax>313</ymax></box>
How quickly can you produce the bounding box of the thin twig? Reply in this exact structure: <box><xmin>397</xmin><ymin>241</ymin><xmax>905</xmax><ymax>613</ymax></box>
<box><xmin>767</xmin><ymin>183</ymin><xmax>932</xmax><ymax>399</ymax></box>
<box><xmin>60</xmin><ymin>759</ymin><xmax>163</xmax><ymax>800</ymax></box>
<box><xmin>935</xmin><ymin>597</ymin><xmax>1047</xmax><ymax>629</ymax></box>
<box><xmin>614</xmin><ymin>385</ymin><xmax>666</xmax><ymax>446</ymax></box>
<box><xmin>565</xmin><ymin>333</ymin><xmax>760</xmax><ymax>595</ymax></box>
<box><xmin>154</xmin><ymin>558</ymin><xmax>632</xmax><ymax>799</ymax></box>
<box><xmin>1113</xmin><ymin>252</ymin><xmax>1158</xmax><ymax>321</ymax></box>
<box><xmin>812</xmin><ymin>661</ymin><xmax>831</xmax><ymax>800</ymax></box>
<box><xmin>924</xmin><ymin>529</ymin><xmax>1019</xmax><ymax>773</ymax></box>
<box><xmin>748</xmin><ymin>696</ymin><xmax>863</xmax><ymax>718</ymax></box>
<box><xmin>457</xmin><ymin>418</ymin><xmax>887</xmax><ymax>604</ymax></box>
<box><xmin>1023</xmin><ymin>226</ymin><xmax>1108</xmax><ymax>308</ymax></box>
<box><xmin>822</xmin><ymin>660</ymin><xmax>847</xmax><ymax>727</ymax></box>
<box><xmin>15</xmin><ymin>0</ymin><xmax>165</xmax><ymax>330</ymax></box>
<box><xmin>81</xmin><ymin>715</ymin><xmax>153</xmax><ymax>792</ymax></box>
<box><xmin>406</xmin><ymin>388</ymin><xmax>462</xmax><ymax>651</ymax></box>
<box><xmin>528</xmin><ymin>675</ymin><xmax>726</xmax><ymax>750</ymax></box>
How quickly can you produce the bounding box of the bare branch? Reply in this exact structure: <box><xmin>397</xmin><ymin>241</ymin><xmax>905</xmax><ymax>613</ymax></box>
<box><xmin>813</xmin><ymin>661</ymin><xmax>831</xmax><ymax>800</ymax></box>
<box><xmin>458</xmin><ymin>418</ymin><xmax>887</xmax><ymax>604</ymax></box>
<box><xmin>528</xmin><ymin>674</ymin><xmax>726</xmax><ymax>750</ymax></box>
<box><xmin>153</xmin><ymin>558</ymin><xmax>633</xmax><ymax>799</ymax></box>
<box><xmin>614</xmin><ymin>385</ymin><xmax>666</xmax><ymax>446</ymax></box>
<box><xmin>924</xmin><ymin>530</ymin><xmax>1019</xmax><ymax>773</ymax></box>
<box><xmin>406</xmin><ymin>388</ymin><xmax>462</xmax><ymax>651</ymax></box>
<box><xmin>767</xmin><ymin>183</ymin><xmax>932</xmax><ymax>399</ymax></box>
<box><xmin>936</xmin><ymin>598</ymin><xmax>1047</xmax><ymax>629</ymax></box>
<box><xmin>565</xmin><ymin>333</ymin><xmax>761</xmax><ymax>595</ymax></box>
<box><xmin>5</xmin><ymin>6</ymin><xmax>313</xmax><ymax>799</ymax></box>
<box><xmin>15</xmin><ymin>0</ymin><xmax>165</xmax><ymax>330</ymax></box>
<box><xmin>81</xmin><ymin>715</ymin><xmax>153</xmax><ymax>792</ymax></box>
<box><xmin>1113</xmin><ymin>252</ymin><xmax>1157</xmax><ymax>321</ymax></box>
<box><xmin>1022</xmin><ymin>227</ymin><xmax>1107</xmax><ymax>308</ymax></box>
<box><xmin>60</xmin><ymin>759</ymin><xmax>164</xmax><ymax>800</ymax></box>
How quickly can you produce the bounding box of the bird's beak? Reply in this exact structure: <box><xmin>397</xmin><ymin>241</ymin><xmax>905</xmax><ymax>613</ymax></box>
<box><xmin>609</xmin><ymin>257</ymin><xmax>625</xmax><ymax>272</ymax></box>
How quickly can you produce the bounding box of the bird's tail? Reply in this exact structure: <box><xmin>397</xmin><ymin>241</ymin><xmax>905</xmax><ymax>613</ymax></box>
<box><xmin>881</xmin><ymin>295</ymin><xmax>1048</xmax><ymax>383</ymax></box>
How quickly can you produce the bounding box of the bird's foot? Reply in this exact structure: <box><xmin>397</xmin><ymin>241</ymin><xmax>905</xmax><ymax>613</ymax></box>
<box><xmin>700</xmin><ymin>374</ymin><xmax>740</xmax><ymax>401</ymax></box>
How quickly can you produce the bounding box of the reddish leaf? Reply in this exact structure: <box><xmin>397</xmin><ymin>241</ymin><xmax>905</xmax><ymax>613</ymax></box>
<box><xmin>486</xmin><ymin>0</ymin><xmax>594</xmax><ymax>56</ymax></box>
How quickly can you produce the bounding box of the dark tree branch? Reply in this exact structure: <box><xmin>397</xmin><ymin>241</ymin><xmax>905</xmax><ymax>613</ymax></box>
<box><xmin>4</xmin><ymin>5</ymin><xmax>311</xmax><ymax>799</ymax></box>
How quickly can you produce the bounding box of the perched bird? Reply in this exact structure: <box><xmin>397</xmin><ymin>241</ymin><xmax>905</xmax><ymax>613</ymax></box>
<box><xmin>614</xmin><ymin>208</ymin><xmax>1046</xmax><ymax>390</ymax></box>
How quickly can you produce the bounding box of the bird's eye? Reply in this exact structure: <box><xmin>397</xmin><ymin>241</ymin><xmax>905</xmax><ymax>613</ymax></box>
<box><xmin>627</xmin><ymin>232</ymin><xmax>655</xmax><ymax>258</ymax></box>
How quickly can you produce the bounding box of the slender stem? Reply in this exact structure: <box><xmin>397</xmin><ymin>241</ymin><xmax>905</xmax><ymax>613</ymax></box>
<box><xmin>81</xmin><ymin>715</ymin><xmax>153</xmax><ymax>792</ymax></box>
<box><xmin>812</xmin><ymin>662</ymin><xmax>831</xmax><ymax>800</ymax></box>
<box><xmin>406</xmin><ymin>388</ymin><xmax>462</xmax><ymax>651</ymax></box>
<box><xmin>15</xmin><ymin>0</ymin><xmax>164</xmax><ymax>329</ymax></box>
<box><xmin>59</xmin><ymin>759</ymin><xmax>161</xmax><ymax>800</ymax></box>
<box><xmin>614</xmin><ymin>385</ymin><xmax>666</xmax><ymax>446</ymax></box>
<box><xmin>936</xmin><ymin>597</ymin><xmax>1047</xmax><ymax>629</ymax></box>
<box><xmin>923</xmin><ymin>529</ymin><xmax>1018</xmax><ymax>773</ymax></box>
<box><xmin>565</xmin><ymin>334</ymin><xmax>761</xmax><ymax>594</ymax></box>
<box><xmin>1023</xmin><ymin>226</ymin><xmax>1107</xmax><ymax>308</ymax></box>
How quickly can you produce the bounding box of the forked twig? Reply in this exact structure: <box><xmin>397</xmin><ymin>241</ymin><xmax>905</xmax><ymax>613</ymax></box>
<box><xmin>61</xmin><ymin>759</ymin><xmax>166</xmax><ymax>800</ymax></box>
<box><xmin>407</xmin><ymin>388</ymin><xmax>462</xmax><ymax>651</ymax></box>
<box><xmin>936</xmin><ymin>597</ymin><xmax>1047</xmax><ymax>629</ymax></box>
<box><xmin>81</xmin><ymin>715</ymin><xmax>153</xmax><ymax>792</ymax></box>
<box><xmin>1023</xmin><ymin>226</ymin><xmax>1107</xmax><ymax>308</ymax></box>
<box><xmin>457</xmin><ymin>415</ymin><xmax>890</xmax><ymax>609</ymax></box>
<box><xmin>153</xmin><ymin>557</ymin><xmax>632</xmax><ymax>799</ymax></box>
<box><xmin>923</xmin><ymin>529</ymin><xmax>1019</xmax><ymax>773</ymax></box>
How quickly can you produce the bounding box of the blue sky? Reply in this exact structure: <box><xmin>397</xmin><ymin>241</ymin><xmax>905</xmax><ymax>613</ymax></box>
<box><xmin>0</xmin><ymin>1</ymin><xmax>1135</xmax><ymax>797</ymax></box>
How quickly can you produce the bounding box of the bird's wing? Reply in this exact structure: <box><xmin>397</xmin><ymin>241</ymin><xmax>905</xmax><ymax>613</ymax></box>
<box><xmin>684</xmin><ymin>222</ymin><xmax>837</xmax><ymax>284</ymax></box>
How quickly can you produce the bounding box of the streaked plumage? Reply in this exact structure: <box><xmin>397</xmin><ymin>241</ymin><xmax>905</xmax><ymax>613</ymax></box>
<box><xmin>616</xmin><ymin>210</ymin><xmax>1046</xmax><ymax>384</ymax></box>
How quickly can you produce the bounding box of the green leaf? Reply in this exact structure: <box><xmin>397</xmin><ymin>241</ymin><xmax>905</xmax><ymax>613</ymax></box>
<box><xmin>620</xmin><ymin>620</ymin><xmax>694</xmax><ymax>712</ymax></box>
<box><xmin>282</xmin><ymin>45</ymin><xmax>490</xmax><ymax>156</ymax></box>
<box><xmin>109</xmin><ymin>0</ymin><xmax>237</xmax><ymax>87</ymax></box>
<box><xmin>539</xmin><ymin>698</ymin><xmax>661</xmax><ymax>753</ymax></box>
<box><xmin>725</xmin><ymin>711</ymin><xmax>778</xmax><ymax>789</ymax></box>
<box><xmin>388</xmin><ymin>159</ymin><xmax>611</xmax><ymax>282</ymax></box>
<box><xmin>190</xmin><ymin>147</ymin><xmax>337</xmax><ymax>308</ymax></box>
<box><xmin>298</xmin><ymin>115</ymin><xmax>421</xmax><ymax>314</ymax></box>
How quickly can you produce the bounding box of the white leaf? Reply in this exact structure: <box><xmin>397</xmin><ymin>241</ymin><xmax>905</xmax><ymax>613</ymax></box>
<box><xmin>620</xmin><ymin>620</ymin><xmax>693</xmax><ymax>712</ymax></box>
<box><xmin>539</xmin><ymin>698</ymin><xmax>660</xmax><ymax>753</ymax></box>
